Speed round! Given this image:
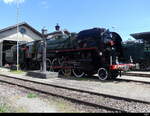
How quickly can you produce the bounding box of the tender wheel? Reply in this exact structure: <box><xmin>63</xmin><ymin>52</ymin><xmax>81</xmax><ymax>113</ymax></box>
<box><xmin>98</xmin><ymin>68</ymin><xmax>110</xmax><ymax>81</ymax></box>
<box><xmin>110</xmin><ymin>70</ymin><xmax>119</xmax><ymax>79</ymax></box>
<box><xmin>72</xmin><ymin>68</ymin><xmax>85</xmax><ymax>78</ymax></box>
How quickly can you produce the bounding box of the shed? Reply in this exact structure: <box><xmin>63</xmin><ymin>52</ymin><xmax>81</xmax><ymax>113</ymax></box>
<box><xmin>0</xmin><ymin>22</ymin><xmax>42</xmax><ymax>66</ymax></box>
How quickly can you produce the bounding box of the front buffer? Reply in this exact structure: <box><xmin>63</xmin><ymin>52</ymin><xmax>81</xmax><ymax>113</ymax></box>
<box><xmin>98</xmin><ymin>63</ymin><xmax>135</xmax><ymax>81</ymax></box>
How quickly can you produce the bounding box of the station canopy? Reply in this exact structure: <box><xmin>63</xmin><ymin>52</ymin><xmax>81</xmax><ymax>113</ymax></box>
<box><xmin>130</xmin><ymin>32</ymin><xmax>150</xmax><ymax>41</ymax></box>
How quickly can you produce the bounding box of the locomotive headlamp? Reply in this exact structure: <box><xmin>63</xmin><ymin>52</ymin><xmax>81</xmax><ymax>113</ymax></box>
<box><xmin>99</xmin><ymin>52</ymin><xmax>103</xmax><ymax>56</ymax></box>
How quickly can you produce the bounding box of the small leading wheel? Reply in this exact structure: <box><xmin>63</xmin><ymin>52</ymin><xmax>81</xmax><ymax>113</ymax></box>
<box><xmin>110</xmin><ymin>70</ymin><xmax>119</xmax><ymax>79</ymax></box>
<box><xmin>98</xmin><ymin>68</ymin><xmax>110</xmax><ymax>81</ymax></box>
<box><xmin>72</xmin><ymin>68</ymin><xmax>85</xmax><ymax>78</ymax></box>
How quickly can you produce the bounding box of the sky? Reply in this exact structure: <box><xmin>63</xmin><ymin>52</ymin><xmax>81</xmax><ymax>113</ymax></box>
<box><xmin>0</xmin><ymin>0</ymin><xmax>150</xmax><ymax>41</ymax></box>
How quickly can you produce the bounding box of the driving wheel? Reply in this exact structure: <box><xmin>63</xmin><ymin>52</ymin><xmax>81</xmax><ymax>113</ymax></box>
<box><xmin>72</xmin><ymin>68</ymin><xmax>85</xmax><ymax>78</ymax></box>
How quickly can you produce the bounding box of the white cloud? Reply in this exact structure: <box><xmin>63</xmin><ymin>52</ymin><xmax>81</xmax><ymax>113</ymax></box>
<box><xmin>41</xmin><ymin>0</ymin><xmax>49</xmax><ymax>9</ymax></box>
<box><xmin>2</xmin><ymin>0</ymin><xmax>25</xmax><ymax>4</ymax></box>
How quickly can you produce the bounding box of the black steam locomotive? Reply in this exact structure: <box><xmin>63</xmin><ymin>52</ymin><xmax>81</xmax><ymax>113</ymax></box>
<box><xmin>5</xmin><ymin>27</ymin><xmax>135</xmax><ymax>80</ymax></box>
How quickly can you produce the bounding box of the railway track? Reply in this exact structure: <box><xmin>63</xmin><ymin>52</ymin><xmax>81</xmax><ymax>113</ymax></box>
<box><xmin>123</xmin><ymin>72</ymin><xmax>150</xmax><ymax>78</ymax></box>
<box><xmin>0</xmin><ymin>74</ymin><xmax>150</xmax><ymax>113</ymax></box>
<box><xmin>90</xmin><ymin>75</ymin><xmax>150</xmax><ymax>85</ymax></box>
<box><xmin>115</xmin><ymin>78</ymin><xmax>150</xmax><ymax>85</ymax></box>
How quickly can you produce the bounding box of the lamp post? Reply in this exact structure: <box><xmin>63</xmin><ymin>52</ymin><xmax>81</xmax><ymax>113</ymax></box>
<box><xmin>55</xmin><ymin>24</ymin><xmax>60</xmax><ymax>31</ymax></box>
<box><xmin>16</xmin><ymin>2</ymin><xmax>19</xmax><ymax>71</ymax></box>
<box><xmin>41</xmin><ymin>28</ymin><xmax>47</xmax><ymax>73</ymax></box>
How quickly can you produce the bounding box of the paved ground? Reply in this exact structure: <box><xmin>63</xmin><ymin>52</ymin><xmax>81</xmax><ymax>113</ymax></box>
<box><xmin>0</xmin><ymin>68</ymin><xmax>150</xmax><ymax>103</ymax></box>
<box><xmin>125</xmin><ymin>71</ymin><xmax>150</xmax><ymax>75</ymax></box>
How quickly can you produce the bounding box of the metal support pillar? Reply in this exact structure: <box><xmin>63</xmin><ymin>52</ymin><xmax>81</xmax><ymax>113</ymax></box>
<box><xmin>41</xmin><ymin>28</ymin><xmax>47</xmax><ymax>73</ymax></box>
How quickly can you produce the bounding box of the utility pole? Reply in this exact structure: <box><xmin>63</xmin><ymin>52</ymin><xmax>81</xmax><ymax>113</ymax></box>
<box><xmin>41</xmin><ymin>28</ymin><xmax>47</xmax><ymax>73</ymax></box>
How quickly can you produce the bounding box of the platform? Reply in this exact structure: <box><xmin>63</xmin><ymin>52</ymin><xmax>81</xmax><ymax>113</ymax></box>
<box><xmin>123</xmin><ymin>71</ymin><xmax>150</xmax><ymax>77</ymax></box>
<box><xmin>27</xmin><ymin>70</ymin><xmax>58</xmax><ymax>79</ymax></box>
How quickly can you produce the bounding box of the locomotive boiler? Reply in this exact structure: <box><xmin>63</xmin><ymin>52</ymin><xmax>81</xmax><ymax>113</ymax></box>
<box><xmin>5</xmin><ymin>27</ymin><xmax>135</xmax><ymax>80</ymax></box>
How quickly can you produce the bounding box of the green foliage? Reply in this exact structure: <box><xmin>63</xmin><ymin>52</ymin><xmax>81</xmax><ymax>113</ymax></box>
<box><xmin>0</xmin><ymin>104</ymin><xmax>10</xmax><ymax>113</ymax></box>
<box><xmin>27</xmin><ymin>93</ymin><xmax>38</xmax><ymax>99</ymax></box>
<box><xmin>10</xmin><ymin>70</ymin><xmax>25</xmax><ymax>74</ymax></box>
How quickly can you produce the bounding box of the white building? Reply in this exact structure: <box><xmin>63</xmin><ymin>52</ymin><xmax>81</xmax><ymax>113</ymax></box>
<box><xmin>0</xmin><ymin>22</ymin><xmax>42</xmax><ymax>66</ymax></box>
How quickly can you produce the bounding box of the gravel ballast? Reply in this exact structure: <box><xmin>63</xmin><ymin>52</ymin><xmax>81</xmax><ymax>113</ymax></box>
<box><xmin>0</xmin><ymin>76</ymin><xmax>150</xmax><ymax>113</ymax></box>
<box><xmin>0</xmin><ymin>68</ymin><xmax>150</xmax><ymax>113</ymax></box>
<box><xmin>0</xmin><ymin>82</ymin><xmax>112</xmax><ymax>113</ymax></box>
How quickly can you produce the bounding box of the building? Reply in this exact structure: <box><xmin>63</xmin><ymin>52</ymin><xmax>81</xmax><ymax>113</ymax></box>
<box><xmin>131</xmin><ymin>32</ymin><xmax>150</xmax><ymax>41</ymax></box>
<box><xmin>131</xmin><ymin>32</ymin><xmax>150</xmax><ymax>50</ymax></box>
<box><xmin>0</xmin><ymin>22</ymin><xmax>42</xmax><ymax>66</ymax></box>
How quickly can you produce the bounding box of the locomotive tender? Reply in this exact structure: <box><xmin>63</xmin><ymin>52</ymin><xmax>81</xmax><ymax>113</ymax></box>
<box><xmin>5</xmin><ymin>27</ymin><xmax>135</xmax><ymax>80</ymax></box>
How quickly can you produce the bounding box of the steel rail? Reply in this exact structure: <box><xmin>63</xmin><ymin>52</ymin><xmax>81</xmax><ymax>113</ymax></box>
<box><xmin>123</xmin><ymin>72</ymin><xmax>150</xmax><ymax>78</ymax></box>
<box><xmin>116</xmin><ymin>78</ymin><xmax>150</xmax><ymax>85</ymax></box>
<box><xmin>0</xmin><ymin>74</ymin><xmax>150</xmax><ymax>105</ymax></box>
<box><xmin>0</xmin><ymin>74</ymin><xmax>126</xmax><ymax>113</ymax></box>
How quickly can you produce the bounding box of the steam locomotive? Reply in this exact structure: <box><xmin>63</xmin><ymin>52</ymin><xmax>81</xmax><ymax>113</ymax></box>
<box><xmin>123</xmin><ymin>40</ymin><xmax>150</xmax><ymax>70</ymax></box>
<box><xmin>5</xmin><ymin>27</ymin><xmax>135</xmax><ymax>80</ymax></box>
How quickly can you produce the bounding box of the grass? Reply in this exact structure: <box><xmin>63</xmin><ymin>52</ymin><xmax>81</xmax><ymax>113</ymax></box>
<box><xmin>46</xmin><ymin>96</ymin><xmax>78</xmax><ymax>113</ymax></box>
<box><xmin>55</xmin><ymin>100</ymin><xmax>80</xmax><ymax>113</ymax></box>
<box><xmin>0</xmin><ymin>103</ymin><xmax>27</xmax><ymax>113</ymax></box>
<box><xmin>27</xmin><ymin>93</ymin><xmax>38</xmax><ymax>99</ymax></box>
<box><xmin>0</xmin><ymin>104</ymin><xmax>10</xmax><ymax>113</ymax></box>
<box><xmin>10</xmin><ymin>70</ymin><xmax>25</xmax><ymax>74</ymax></box>
<box><xmin>15</xmin><ymin>107</ymin><xmax>27</xmax><ymax>112</ymax></box>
